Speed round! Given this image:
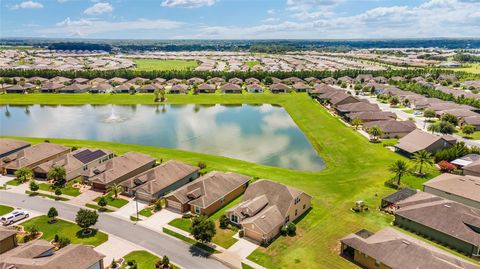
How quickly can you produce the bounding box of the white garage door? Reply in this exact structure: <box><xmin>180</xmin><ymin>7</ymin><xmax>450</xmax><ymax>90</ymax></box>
<box><xmin>167</xmin><ymin>200</ymin><xmax>182</xmax><ymax>211</ymax></box>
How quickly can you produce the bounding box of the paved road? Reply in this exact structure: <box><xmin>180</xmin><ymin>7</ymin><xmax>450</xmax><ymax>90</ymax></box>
<box><xmin>0</xmin><ymin>191</ymin><xmax>227</xmax><ymax>269</ymax></box>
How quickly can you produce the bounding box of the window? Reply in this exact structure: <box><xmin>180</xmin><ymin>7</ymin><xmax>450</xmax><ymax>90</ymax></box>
<box><xmin>231</xmin><ymin>215</ymin><xmax>238</xmax><ymax>223</ymax></box>
<box><xmin>303</xmin><ymin>204</ymin><xmax>306</xmax><ymax>209</ymax></box>
<box><xmin>194</xmin><ymin>206</ymin><xmax>200</xmax><ymax>214</ymax></box>
<box><xmin>83</xmin><ymin>165</ymin><xmax>88</xmax><ymax>171</ymax></box>
<box><xmin>294</xmin><ymin>197</ymin><xmax>301</xmax><ymax>205</ymax></box>
<box><xmin>285</xmin><ymin>216</ymin><xmax>290</xmax><ymax>223</ymax></box>
<box><xmin>295</xmin><ymin>209</ymin><xmax>298</xmax><ymax>216</ymax></box>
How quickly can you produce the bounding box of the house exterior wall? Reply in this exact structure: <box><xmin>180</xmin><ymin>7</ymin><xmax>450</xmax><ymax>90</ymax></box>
<box><xmin>351</xmin><ymin>248</ymin><xmax>392</xmax><ymax>269</ymax></box>
<box><xmin>86</xmin><ymin>260</ymin><xmax>104</xmax><ymax>269</ymax></box>
<box><xmin>464</xmin><ymin>169</ymin><xmax>480</xmax><ymax>177</ymax></box>
<box><xmin>394</xmin><ymin>215</ymin><xmax>478</xmax><ymax>256</ymax></box>
<box><xmin>0</xmin><ymin>235</ymin><xmax>17</xmax><ymax>254</ymax></box>
<box><xmin>93</xmin><ymin>160</ymin><xmax>156</xmax><ymax>190</ymax></box>
<box><xmin>135</xmin><ymin>171</ymin><xmax>199</xmax><ymax>202</ymax></box>
<box><xmin>191</xmin><ymin>182</ymin><xmax>248</xmax><ymax>216</ymax></box>
<box><xmin>4</xmin><ymin>149</ymin><xmax>70</xmax><ymax>175</ymax></box>
<box><xmin>286</xmin><ymin>193</ymin><xmax>312</xmax><ymax>223</ymax></box>
<box><xmin>425</xmin><ymin>139</ymin><xmax>453</xmax><ymax>154</ymax></box>
<box><xmin>423</xmin><ymin>185</ymin><xmax>480</xmax><ymax>210</ymax></box>
<box><xmin>165</xmin><ymin>195</ymin><xmax>190</xmax><ymax>212</ymax></box>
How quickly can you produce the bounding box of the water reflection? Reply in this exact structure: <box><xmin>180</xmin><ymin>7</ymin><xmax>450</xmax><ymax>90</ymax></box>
<box><xmin>0</xmin><ymin>104</ymin><xmax>325</xmax><ymax>171</ymax></box>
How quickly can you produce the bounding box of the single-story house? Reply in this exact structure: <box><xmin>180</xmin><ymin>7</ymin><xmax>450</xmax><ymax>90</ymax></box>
<box><xmin>27</xmin><ymin>76</ymin><xmax>48</xmax><ymax>84</ymax></box>
<box><xmin>355</xmin><ymin>74</ymin><xmax>374</xmax><ymax>83</ymax></box>
<box><xmin>462</xmin><ymin>116</ymin><xmax>480</xmax><ymax>131</ymax></box>
<box><xmin>452</xmin><ymin>154</ymin><xmax>480</xmax><ymax>168</ymax></box>
<box><xmin>394</xmin><ymin>194</ymin><xmax>480</xmax><ymax>256</ymax></box>
<box><xmin>437</xmin><ymin>109</ymin><xmax>478</xmax><ymax>120</ymax></box>
<box><xmin>0</xmin><ymin>239</ymin><xmax>105</xmax><ymax>269</ymax></box>
<box><xmin>321</xmin><ymin>77</ymin><xmax>336</xmax><ymax>85</ymax></box>
<box><xmin>228</xmin><ymin>77</ymin><xmax>243</xmax><ymax>85</ymax></box>
<box><xmin>269</xmin><ymin>83</ymin><xmax>291</xmax><ymax>94</ymax></box>
<box><xmin>346</xmin><ymin>111</ymin><xmax>396</xmax><ymax>123</ymax></box>
<box><xmin>109</xmin><ymin>77</ymin><xmax>127</xmax><ymax>85</ymax></box>
<box><xmin>207</xmin><ymin>77</ymin><xmax>225</xmax><ymax>85</ymax></box>
<box><xmin>49</xmin><ymin>76</ymin><xmax>72</xmax><ymax>84</ymax></box>
<box><xmin>226</xmin><ymin>179</ymin><xmax>311</xmax><ymax>244</ymax></box>
<box><xmin>380</xmin><ymin>187</ymin><xmax>417</xmax><ymax>211</ymax></box>
<box><xmin>33</xmin><ymin>148</ymin><xmax>114</xmax><ymax>181</ymax></box>
<box><xmin>337</xmin><ymin>76</ymin><xmax>353</xmax><ymax>84</ymax></box>
<box><xmin>166</xmin><ymin>78</ymin><xmax>182</xmax><ymax>85</ymax></box>
<box><xmin>363</xmin><ymin>120</ymin><xmax>416</xmax><ymax>138</ymax></box>
<box><xmin>165</xmin><ymin>171</ymin><xmax>251</xmax><ymax>215</ymax></box>
<box><xmin>308</xmin><ymin>84</ymin><xmax>336</xmax><ymax>96</ymax></box>
<box><xmin>340</xmin><ymin>227</ymin><xmax>480</xmax><ymax>269</ymax></box>
<box><xmin>304</xmin><ymin>77</ymin><xmax>319</xmax><ymax>84</ymax></box>
<box><xmin>170</xmin><ymin>84</ymin><xmax>189</xmax><ymax>94</ymax></box>
<box><xmin>83</xmin><ymin>152</ymin><xmax>156</xmax><ymax>190</ymax></box>
<box><xmin>394</xmin><ymin>129</ymin><xmax>456</xmax><ymax>157</ymax></box>
<box><xmin>464</xmin><ymin>159</ymin><xmax>480</xmax><ymax>177</ymax></box>
<box><xmin>1</xmin><ymin>143</ymin><xmax>70</xmax><ymax>175</ymax></box>
<box><xmin>152</xmin><ymin>78</ymin><xmax>166</xmax><ymax>84</ymax></box>
<box><xmin>89</xmin><ymin>77</ymin><xmax>108</xmax><ymax>85</ymax></box>
<box><xmin>187</xmin><ymin>77</ymin><xmax>204</xmax><ymax>85</ymax></box>
<box><xmin>72</xmin><ymin>78</ymin><xmax>89</xmax><ymax>84</ymax></box>
<box><xmin>0</xmin><ymin>227</ymin><xmax>17</xmax><ymax>254</ymax></box>
<box><xmin>329</xmin><ymin>92</ymin><xmax>359</xmax><ymax>106</ymax></box>
<box><xmin>424</xmin><ymin>173</ymin><xmax>480</xmax><ymax>209</ymax></box>
<box><xmin>245</xmin><ymin>78</ymin><xmax>260</xmax><ymax>85</ymax></box>
<box><xmin>290</xmin><ymin>82</ymin><xmax>308</xmax><ymax>92</ymax></box>
<box><xmin>138</xmin><ymin>83</ymin><xmax>161</xmax><ymax>93</ymax></box>
<box><xmin>40</xmin><ymin>82</ymin><xmax>64</xmax><ymax>93</ymax></box>
<box><xmin>122</xmin><ymin>160</ymin><xmax>199</xmax><ymax>202</ymax></box>
<box><xmin>0</xmin><ymin>139</ymin><xmax>30</xmax><ymax>159</ymax></box>
<box><xmin>197</xmin><ymin>83</ymin><xmax>216</xmax><ymax>93</ymax></box>
<box><xmin>128</xmin><ymin>77</ymin><xmax>149</xmax><ymax>85</ymax></box>
<box><xmin>58</xmin><ymin>83</ymin><xmax>89</xmax><ymax>93</ymax></box>
<box><xmin>220</xmin><ymin>83</ymin><xmax>242</xmax><ymax>94</ymax></box>
<box><xmin>114</xmin><ymin>83</ymin><xmax>138</xmax><ymax>93</ymax></box>
<box><xmin>5</xmin><ymin>85</ymin><xmax>26</xmax><ymax>94</ymax></box>
<box><xmin>246</xmin><ymin>84</ymin><xmax>263</xmax><ymax>93</ymax></box>
<box><xmin>283</xmin><ymin>77</ymin><xmax>303</xmax><ymax>84</ymax></box>
<box><xmin>90</xmin><ymin>82</ymin><xmax>113</xmax><ymax>93</ymax></box>
<box><xmin>336</xmin><ymin>102</ymin><xmax>380</xmax><ymax>115</ymax></box>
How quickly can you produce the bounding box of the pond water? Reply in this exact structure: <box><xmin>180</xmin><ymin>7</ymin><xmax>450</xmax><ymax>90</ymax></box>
<box><xmin>0</xmin><ymin>104</ymin><xmax>325</xmax><ymax>171</ymax></box>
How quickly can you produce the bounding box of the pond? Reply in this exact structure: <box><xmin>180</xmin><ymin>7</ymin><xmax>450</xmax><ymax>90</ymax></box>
<box><xmin>0</xmin><ymin>104</ymin><xmax>325</xmax><ymax>171</ymax></box>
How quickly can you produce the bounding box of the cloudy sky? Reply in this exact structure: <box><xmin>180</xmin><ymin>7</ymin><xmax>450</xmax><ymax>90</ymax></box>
<box><xmin>1</xmin><ymin>0</ymin><xmax>480</xmax><ymax>39</ymax></box>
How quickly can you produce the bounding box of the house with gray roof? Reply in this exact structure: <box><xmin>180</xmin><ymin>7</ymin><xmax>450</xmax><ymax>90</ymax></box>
<box><xmin>246</xmin><ymin>84</ymin><xmax>263</xmax><ymax>93</ymax></box>
<box><xmin>197</xmin><ymin>83</ymin><xmax>216</xmax><ymax>93</ymax></box>
<box><xmin>340</xmin><ymin>227</ymin><xmax>480</xmax><ymax>269</ymax></box>
<box><xmin>424</xmin><ymin>173</ymin><xmax>480</xmax><ymax>209</ymax></box>
<box><xmin>220</xmin><ymin>83</ymin><xmax>242</xmax><ymax>94</ymax></box>
<box><xmin>394</xmin><ymin>129</ymin><xmax>456</xmax><ymax>156</ymax></box>
<box><xmin>464</xmin><ymin>159</ymin><xmax>480</xmax><ymax>177</ymax></box>
<box><xmin>165</xmin><ymin>171</ymin><xmax>251</xmax><ymax>216</ymax></box>
<box><xmin>170</xmin><ymin>84</ymin><xmax>189</xmax><ymax>94</ymax></box>
<box><xmin>226</xmin><ymin>179</ymin><xmax>311</xmax><ymax>244</ymax></box>
<box><xmin>0</xmin><ymin>139</ymin><xmax>30</xmax><ymax>159</ymax></box>
<box><xmin>269</xmin><ymin>83</ymin><xmax>290</xmax><ymax>94</ymax></box>
<box><xmin>363</xmin><ymin>120</ymin><xmax>416</xmax><ymax>138</ymax></box>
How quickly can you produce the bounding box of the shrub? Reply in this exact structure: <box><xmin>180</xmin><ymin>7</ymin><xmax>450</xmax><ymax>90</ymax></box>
<box><xmin>280</xmin><ymin>226</ymin><xmax>288</xmax><ymax>236</ymax></box>
<box><xmin>58</xmin><ymin>236</ymin><xmax>71</xmax><ymax>248</ymax></box>
<box><xmin>127</xmin><ymin>260</ymin><xmax>136</xmax><ymax>266</ymax></box>
<box><xmin>154</xmin><ymin>200</ymin><xmax>162</xmax><ymax>211</ymax></box>
<box><xmin>29</xmin><ymin>181</ymin><xmax>39</xmax><ymax>192</ymax></box>
<box><xmin>287</xmin><ymin>222</ymin><xmax>296</xmax><ymax>236</ymax></box>
<box><xmin>438</xmin><ymin>160</ymin><xmax>456</xmax><ymax>172</ymax></box>
<box><xmin>239</xmin><ymin>230</ymin><xmax>244</xmax><ymax>238</ymax></box>
<box><xmin>219</xmin><ymin>215</ymin><xmax>230</xmax><ymax>229</ymax></box>
<box><xmin>53</xmin><ymin>234</ymin><xmax>59</xmax><ymax>243</ymax></box>
<box><xmin>198</xmin><ymin>161</ymin><xmax>207</xmax><ymax>169</ymax></box>
<box><xmin>55</xmin><ymin>188</ymin><xmax>62</xmax><ymax>196</ymax></box>
<box><xmin>110</xmin><ymin>259</ymin><xmax>117</xmax><ymax>269</ymax></box>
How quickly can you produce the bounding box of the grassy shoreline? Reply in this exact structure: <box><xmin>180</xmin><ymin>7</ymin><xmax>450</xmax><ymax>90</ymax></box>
<box><xmin>1</xmin><ymin>93</ymin><xmax>442</xmax><ymax>268</ymax></box>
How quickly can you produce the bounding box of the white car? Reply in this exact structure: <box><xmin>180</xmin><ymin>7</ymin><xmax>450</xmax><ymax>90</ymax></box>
<box><xmin>1</xmin><ymin>210</ymin><xmax>29</xmax><ymax>226</ymax></box>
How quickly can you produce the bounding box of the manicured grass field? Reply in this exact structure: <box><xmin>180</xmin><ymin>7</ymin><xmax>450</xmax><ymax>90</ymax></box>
<box><xmin>121</xmin><ymin>251</ymin><xmax>160</xmax><ymax>269</ymax></box>
<box><xmin>459</xmin><ymin>130</ymin><xmax>480</xmax><ymax>140</ymax></box>
<box><xmin>6</xmin><ymin>179</ymin><xmax>22</xmax><ymax>186</ymax></box>
<box><xmin>21</xmin><ymin>215</ymin><xmax>108</xmax><ymax>246</ymax></box>
<box><xmin>138</xmin><ymin>207</ymin><xmax>154</xmax><ymax>217</ymax></box>
<box><xmin>245</xmin><ymin>60</ymin><xmax>260</xmax><ymax>68</ymax></box>
<box><xmin>37</xmin><ymin>180</ymin><xmax>81</xmax><ymax>197</ymax></box>
<box><xmin>162</xmin><ymin>227</ymin><xmax>220</xmax><ymax>254</ymax></box>
<box><xmin>94</xmin><ymin>194</ymin><xmax>129</xmax><ymax>208</ymax></box>
<box><xmin>85</xmin><ymin>203</ymin><xmax>114</xmax><ymax>212</ymax></box>
<box><xmin>133</xmin><ymin>59</ymin><xmax>198</xmax><ymax>71</ymax></box>
<box><xmin>25</xmin><ymin>190</ymin><xmax>70</xmax><ymax>201</ymax></box>
<box><xmin>450</xmin><ymin>63</ymin><xmax>480</xmax><ymax>74</ymax></box>
<box><xmin>169</xmin><ymin>218</ymin><xmax>191</xmax><ymax>232</ymax></box>
<box><xmin>1</xmin><ymin>93</ymin><xmax>444</xmax><ymax>268</ymax></box>
<box><xmin>0</xmin><ymin>204</ymin><xmax>14</xmax><ymax>216</ymax></box>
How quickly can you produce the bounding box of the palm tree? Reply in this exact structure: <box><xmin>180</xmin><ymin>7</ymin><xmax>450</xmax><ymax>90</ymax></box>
<box><xmin>367</xmin><ymin>126</ymin><xmax>383</xmax><ymax>141</ymax></box>
<box><xmin>389</xmin><ymin>160</ymin><xmax>409</xmax><ymax>186</ymax></box>
<box><xmin>14</xmin><ymin>167</ymin><xmax>33</xmax><ymax>183</ymax></box>
<box><xmin>351</xmin><ymin>118</ymin><xmax>363</xmax><ymax>130</ymax></box>
<box><xmin>47</xmin><ymin>165</ymin><xmax>66</xmax><ymax>186</ymax></box>
<box><xmin>107</xmin><ymin>183</ymin><xmax>123</xmax><ymax>199</ymax></box>
<box><xmin>412</xmin><ymin>150</ymin><xmax>434</xmax><ymax>175</ymax></box>
<box><xmin>427</xmin><ymin>123</ymin><xmax>440</xmax><ymax>134</ymax></box>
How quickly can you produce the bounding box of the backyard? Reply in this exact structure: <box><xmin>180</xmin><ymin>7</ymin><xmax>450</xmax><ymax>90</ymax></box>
<box><xmin>1</xmin><ymin>93</ymin><xmax>444</xmax><ymax>269</ymax></box>
<box><xmin>132</xmin><ymin>59</ymin><xmax>198</xmax><ymax>71</ymax></box>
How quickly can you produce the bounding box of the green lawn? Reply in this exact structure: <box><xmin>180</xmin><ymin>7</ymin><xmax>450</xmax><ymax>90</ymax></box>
<box><xmin>25</xmin><ymin>190</ymin><xmax>70</xmax><ymax>201</ymax></box>
<box><xmin>6</xmin><ymin>179</ymin><xmax>22</xmax><ymax>186</ymax></box>
<box><xmin>85</xmin><ymin>203</ymin><xmax>114</xmax><ymax>212</ymax></box>
<box><xmin>121</xmin><ymin>251</ymin><xmax>159</xmax><ymax>269</ymax></box>
<box><xmin>1</xmin><ymin>93</ymin><xmax>445</xmax><ymax>268</ymax></box>
<box><xmin>133</xmin><ymin>59</ymin><xmax>198</xmax><ymax>71</ymax></box>
<box><xmin>245</xmin><ymin>61</ymin><xmax>260</xmax><ymax>68</ymax></box>
<box><xmin>450</xmin><ymin>63</ymin><xmax>480</xmax><ymax>74</ymax></box>
<box><xmin>21</xmin><ymin>215</ymin><xmax>108</xmax><ymax>246</ymax></box>
<box><xmin>138</xmin><ymin>207</ymin><xmax>154</xmax><ymax>218</ymax></box>
<box><xmin>0</xmin><ymin>205</ymin><xmax>14</xmax><ymax>216</ymax></box>
<box><xmin>94</xmin><ymin>194</ymin><xmax>129</xmax><ymax>208</ymax></box>
<box><xmin>162</xmin><ymin>227</ymin><xmax>220</xmax><ymax>254</ymax></box>
<box><xmin>459</xmin><ymin>131</ymin><xmax>480</xmax><ymax>140</ymax></box>
<box><xmin>169</xmin><ymin>218</ymin><xmax>191</xmax><ymax>232</ymax></box>
<box><xmin>37</xmin><ymin>180</ymin><xmax>81</xmax><ymax>197</ymax></box>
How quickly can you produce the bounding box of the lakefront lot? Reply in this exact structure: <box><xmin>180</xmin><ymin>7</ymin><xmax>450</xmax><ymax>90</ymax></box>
<box><xmin>0</xmin><ymin>92</ymin><xmax>436</xmax><ymax>268</ymax></box>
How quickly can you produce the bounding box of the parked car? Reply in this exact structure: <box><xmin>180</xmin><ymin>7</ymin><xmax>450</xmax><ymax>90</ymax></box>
<box><xmin>1</xmin><ymin>210</ymin><xmax>29</xmax><ymax>225</ymax></box>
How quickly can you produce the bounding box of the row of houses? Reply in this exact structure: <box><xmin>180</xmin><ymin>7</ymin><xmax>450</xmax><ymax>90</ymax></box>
<box><xmin>0</xmin><ymin>226</ymin><xmax>105</xmax><ymax>269</ymax></box>
<box><xmin>342</xmin><ymin>172</ymin><xmax>480</xmax><ymax>269</ymax></box>
<box><xmin>0</xmin><ymin>139</ymin><xmax>312</xmax><ymax>244</ymax></box>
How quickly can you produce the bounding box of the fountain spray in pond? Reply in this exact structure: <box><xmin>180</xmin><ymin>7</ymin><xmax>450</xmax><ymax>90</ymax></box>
<box><xmin>103</xmin><ymin>105</ymin><xmax>126</xmax><ymax>123</ymax></box>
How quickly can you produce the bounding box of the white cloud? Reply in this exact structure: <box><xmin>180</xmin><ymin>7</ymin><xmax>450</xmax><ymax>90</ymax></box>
<box><xmin>267</xmin><ymin>9</ymin><xmax>276</xmax><ymax>14</ymax></box>
<box><xmin>11</xmin><ymin>1</ymin><xmax>43</xmax><ymax>10</ymax></box>
<box><xmin>261</xmin><ymin>17</ymin><xmax>280</xmax><ymax>23</ymax></box>
<box><xmin>161</xmin><ymin>0</ymin><xmax>216</xmax><ymax>8</ymax></box>
<box><xmin>41</xmin><ymin>17</ymin><xmax>183</xmax><ymax>37</ymax></box>
<box><xmin>84</xmin><ymin>2</ymin><xmax>113</xmax><ymax>15</ymax></box>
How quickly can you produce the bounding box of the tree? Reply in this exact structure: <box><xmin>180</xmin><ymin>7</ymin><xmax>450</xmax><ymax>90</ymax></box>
<box><xmin>190</xmin><ymin>215</ymin><xmax>216</xmax><ymax>243</ymax></box>
<box><xmin>14</xmin><ymin>167</ymin><xmax>33</xmax><ymax>183</ymax></box>
<box><xmin>97</xmin><ymin>197</ymin><xmax>107</xmax><ymax>210</ymax></box>
<box><xmin>286</xmin><ymin>222</ymin><xmax>296</xmax><ymax>236</ymax></box>
<box><xmin>47</xmin><ymin>165</ymin><xmax>66</xmax><ymax>186</ymax></box>
<box><xmin>153</xmin><ymin>89</ymin><xmax>160</xmax><ymax>102</ymax></box>
<box><xmin>219</xmin><ymin>214</ymin><xmax>229</xmax><ymax>229</ymax></box>
<box><xmin>162</xmin><ymin>256</ymin><xmax>170</xmax><ymax>268</ymax></box>
<box><xmin>389</xmin><ymin>160</ymin><xmax>409</xmax><ymax>186</ymax></box>
<box><xmin>389</xmin><ymin>95</ymin><xmax>400</xmax><ymax>106</ymax></box>
<box><xmin>55</xmin><ymin>188</ymin><xmax>62</xmax><ymax>199</ymax></box>
<box><xmin>29</xmin><ymin>181</ymin><xmax>39</xmax><ymax>193</ymax></box>
<box><xmin>351</xmin><ymin>118</ymin><xmax>363</xmax><ymax>130</ymax></box>
<box><xmin>367</xmin><ymin>126</ymin><xmax>383</xmax><ymax>141</ymax></box>
<box><xmin>75</xmin><ymin>209</ymin><xmax>99</xmax><ymax>232</ymax></box>
<box><xmin>412</xmin><ymin>150</ymin><xmax>434</xmax><ymax>175</ymax></box>
<box><xmin>423</xmin><ymin>109</ymin><xmax>436</xmax><ymax>119</ymax></box>
<box><xmin>159</xmin><ymin>88</ymin><xmax>166</xmax><ymax>102</ymax></box>
<box><xmin>437</xmin><ymin>121</ymin><xmax>456</xmax><ymax>134</ymax></box>
<box><xmin>461</xmin><ymin>124</ymin><xmax>476</xmax><ymax>136</ymax></box>
<box><xmin>48</xmin><ymin>207</ymin><xmax>58</xmax><ymax>223</ymax></box>
<box><xmin>427</xmin><ymin>123</ymin><xmax>440</xmax><ymax>134</ymax></box>
<box><xmin>440</xmin><ymin>113</ymin><xmax>459</xmax><ymax>126</ymax></box>
<box><xmin>107</xmin><ymin>183</ymin><xmax>123</xmax><ymax>199</ymax></box>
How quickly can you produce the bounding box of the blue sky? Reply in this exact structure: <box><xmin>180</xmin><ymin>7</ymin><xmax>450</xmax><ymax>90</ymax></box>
<box><xmin>1</xmin><ymin>0</ymin><xmax>479</xmax><ymax>39</ymax></box>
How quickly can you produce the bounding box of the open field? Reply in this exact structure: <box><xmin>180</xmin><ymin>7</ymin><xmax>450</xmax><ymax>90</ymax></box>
<box><xmin>0</xmin><ymin>205</ymin><xmax>14</xmax><ymax>216</ymax></box>
<box><xmin>1</xmin><ymin>93</ymin><xmax>445</xmax><ymax>268</ymax></box>
<box><xmin>132</xmin><ymin>59</ymin><xmax>198</xmax><ymax>71</ymax></box>
<box><xmin>451</xmin><ymin>63</ymin><xmax>480</xmax><ymax>74</ymax></box>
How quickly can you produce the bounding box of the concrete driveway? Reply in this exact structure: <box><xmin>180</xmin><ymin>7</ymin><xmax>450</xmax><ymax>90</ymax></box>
<box><xmin>141</xmin><ymin>209</ymin><xmax>182</xmax><ymax>232</ymax></box>
<box><xmin>95</xmin><ymin>234</ymin><xmax>141</xmax><ymax>265</ymax></box>
<box><xmin>111</xmin><ymin>199</ymin><xmax>148</xmax><ymax>220</ymax></box>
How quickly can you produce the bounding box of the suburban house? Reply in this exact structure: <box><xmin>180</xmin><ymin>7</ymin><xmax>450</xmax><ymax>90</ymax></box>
<box><xmin>197</xmin><ymin>83</ymin><xmax>216</xmax><ymax>93</ymax></box>
<box><xmin>337</xmin><ymin>76</ymin><xmax>353</xmax><ymax>84</ymax></box>
<box><xmin>165</xmin><ymin>171</ymin><xmax>251</xmax><ymax>215</ymax></box>
<box><xmin>355</xmin><ymin>74</ymin><xmax>374</xmax><ymax>83</ymax></box>
<box><xmin>58</xmin><ymin>83</ymin><xmax>90</xmax><ymax>93</ymax></box>
<box><xmin>33</xmin><ymin>148</ymin><xmax>114</xmax><ymax>181</ymax></box>
<box><xmin>0</xmin><ymin>239</ymin><xmax>105</xmax><ymax>269</ymax></box>
<box><xmin>308</xmin><ymin>84</ymin><xmax>336</xmax><ymax>96</ymax></box>
<box><xmin>228</xmin><ymin>77</ymin><xmax>243</xmax><ymax>85</ymax></box>
<box><xmin>269</xmin><ymin>83</ymin><xmax>290</xmax><ymax>94</ymax></box>
<box><xmin>346</xmin><ymin>111</ymin><xmax>396</xmax><ymax>123</ymax></box>
<box><xmin>246</xmin><ymin>84</ymin><xmax>263</xmax><ymax>93</ymax></box>
<box><xmin>109</xmin><ymin>77</ymin><xmax>127</xmax><ymax>85</ymax></box>
<box><xmin>226</xmin><ymin>179</ymin><xmax>312</xmax><ymax>244</ymax></box>
<box><xmin>90</xmin><ymin>82</ymin><xmax>113</xmax><ymax>93</ymax></box>
<box><xmin>207</xmin><ymin>77</ymin><xmax>225</xmax><ymax>85</ymax></box>
<box><xmin>394</xmin><ymin>129</ymin><xmax>456</xmax><ymax>156</ymax></box>
<box><xmin>0</xmin><ymin>227</ymin><xmax>17</xmax><ymax>254</ymax></box>
<box><xmin>220</xmin><ymin>83</ymin><xmax>242</xmax><ymax>94</ymax></box>
<box><xmin>89</xmin><ymin>77</ymin><xmax>108</xmax><ymax>85</ymax></box>
<box><xmin>83</xmin><ymin>152</ymin><xmax>156</xmax><ymax>190</ymax></box>
<box><xmin>5</xmin><ymin>85</ymin><xmax>26</xmax><ymax>94</ymax></box>
<box><xmin>452</xmin><ymin>154</ymin><xmax>480</xmax><ymax>168</ymax></box>
<box><xmin>424</xmin><ymin>173</ymin><xmax>480</xmax><ymax>209</ymax></box>
<box><xmin>138</xmin><ymin>83</ymin><xmax>160</xmax><ymax>93</ymax></box>
<box><xmin>245</xmin><ymin>78</ymin><xmax>260</xmax><ymax>85</ymax></box>
<box><xmin>328</xmin><ymin>92</ymin><xmax>359</xmax><ymax>106</ymax></box>
<box><xmin>322</xmin><ymin>77</ymin><xmax>336</xmax><ymax>85</ymax></box>
<box><xmin>1</xmin><ymin>143</ymin><xmax>70</xmax><ymax>175</ymax></box>
<box><xmin>0</xmin><ymin>139</ymin><xmax>30</xmax><ymax>159</ymax></box>
<box><xmin>394</xmin><ymin>194</ymin><xmax>480</xmax><ymax>257</ymax></box>
<box><xmin>340</xmin><ymin>227</ymin><xmax>480</xmax><ymax>269</ymax></box>
<box><xmin>49</xmin><ymin>76</ymin><xmax>72</xmax><ymax>84</ymax></box>
<box><xmin>170</xmin><ymin>84</ymin><xmax>189</xmax><ymax>94</ymax></box>
<box><xmin>291</xmin><ymin>82</ymin><xmax>309</xmax><ymax>92</ymax></box>
<box><xmin>363</xmin><ymin>120</ymin><xmax>416</xmax><ymax>138</ymax></box>
<box><xmin>121</xmin><ymin>160</ymin><xmax>199</xmax><ymax>202</ymax></box>
<box><xmin>462</xmin><ymin>116</ymin><xmax>480</xmax><ymax>131</ymax></box>
<box><xmin>40</xmin><ymin>82</ymin><xmax>64</xmax><ymax>93</ymax></box>
<box><xmin>187</xmin><ymin>77</ymin><xmax>204</xmax><ymax>85</ymax></box>
<box><xmin>283</xmin><ymin>77</ymin><xmax>303</xmax><ymax>84</ymax></box>
<box><xmin>464</xmin><ymin>159</ymin><xmax>480</xmax><ymax>177</ymax></box>
<box><xmin>336</xmin><ymin>102</ymin><xmax>380</xmax><ymax>115</ymax></box>
<box><xmin>380</xmin><ymin>187</ymin><xmax>417</xmax><ymax>212</ymax></box>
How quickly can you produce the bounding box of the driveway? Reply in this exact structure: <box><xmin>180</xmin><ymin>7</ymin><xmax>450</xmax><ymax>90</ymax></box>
<box><xmin>141</xmin><ymin>209</ymin><xmax>182</xmax><ymax>232</ymax></box>
<box><xmin>68</xmin><ymin>189</ymin><xmax>102</xmax><ymax>207</ymax></box>
<box><xmin>111</xmin><ymin>199</ymin><xmax>148</xmax><ymax>220</ymax></box>
<box><xmin>95</xmin><ymin>234</ymin><xmax>141</xmax><ymax>265</ymax></box>
<box><xmin>0</xmin><ymin>191</ymin><xmax>227</xmax><ymax>269</ymax></box>
<box><xmin>226</xmin><ymin>238</ymin><xmax>259</xmax><ymax>259</ymax></box>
